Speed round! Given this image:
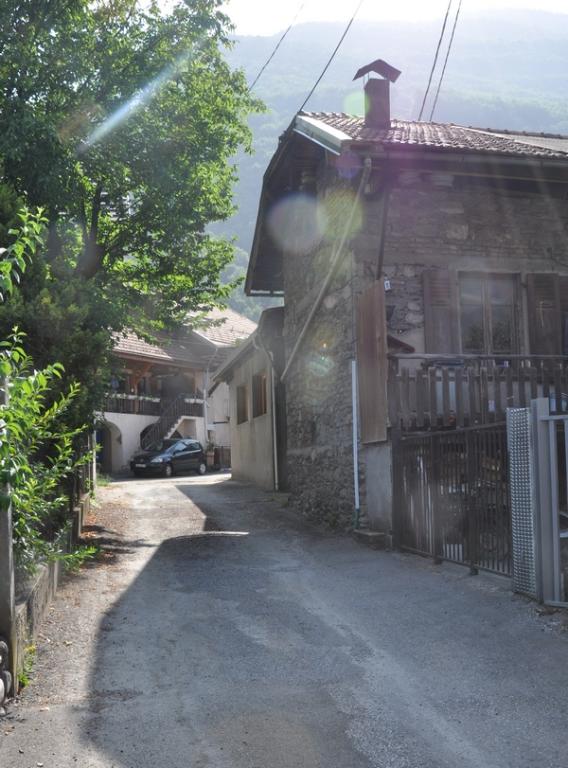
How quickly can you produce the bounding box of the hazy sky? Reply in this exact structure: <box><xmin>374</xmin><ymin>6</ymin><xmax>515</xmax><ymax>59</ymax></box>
<box><xmin>222</xmin><ymin>0</ymin><xmax>568</xmax><ymax>36</ymax></box>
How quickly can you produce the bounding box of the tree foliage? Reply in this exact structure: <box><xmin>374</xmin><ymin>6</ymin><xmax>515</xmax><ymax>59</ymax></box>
<box><xmin>0</xmin><ymin>214</ymin><xmax>89</xmax><ymax>573</ymax></box>
<box><xmin>0</xmin><ymin>0</ymin><xmax>261</xmax><ymax>333</ymax></box>
<box><xmin>0</xmin><ymin>333</ymin><xmax>87</xmax><ymax>573</ymax></box>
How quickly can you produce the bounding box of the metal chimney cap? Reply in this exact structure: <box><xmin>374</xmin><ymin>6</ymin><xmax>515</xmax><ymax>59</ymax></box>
<box><xmin>353</xmin><ymin>59</ymin><xmax>401</xmax><ymax>83</ymax></box>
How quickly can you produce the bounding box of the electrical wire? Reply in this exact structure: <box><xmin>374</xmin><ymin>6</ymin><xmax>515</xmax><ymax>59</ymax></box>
<box><xmin>428</xmin><ymin>0</ymin><xmax>463</xmax><ymax>121</ymax></box>
<box><xmin>298</xmin><ymin>0</ymin><xmax>366</xmax><ymax>113</ymax></box>
<box><xmin>417</xmin><ymin>0</ymin><xmax>453</xmax><ymax>121</ymax></box>
<box><xmin>249</xmin><ymin>1</ymin><xmax>308</xmax><ymax>90</ymax></box>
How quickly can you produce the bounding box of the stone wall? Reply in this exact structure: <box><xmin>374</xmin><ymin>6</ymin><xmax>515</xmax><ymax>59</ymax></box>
<box><xmin>357</xmin><ymin>176</ymin><xmax>568</xmax><ymax>353</ymax></box>
<box><xmin>283</xmin><ymin>167</ymin><xmax>366</xmax><ymax>529</ymax></box>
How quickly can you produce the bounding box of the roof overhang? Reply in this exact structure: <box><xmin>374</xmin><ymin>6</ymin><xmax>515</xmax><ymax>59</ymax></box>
<box><xmin>293</xmin><ymin>115</ymin><xmax>350</xmax><ymax>155</ymax></box>
<box><xmin>210</xmin><ymin>333</ymin><xmax>256</xmax><ymax>392</ymax></box>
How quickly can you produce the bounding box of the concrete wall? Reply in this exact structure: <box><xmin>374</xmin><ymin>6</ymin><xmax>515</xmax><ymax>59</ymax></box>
<box><xmin>228</xmin><ymin>347</ymin><xmax>275</xmax><ymax>491</ymax></box>
<box><xmin>281</xmin><ymin>162</ymin><xmax>568</xmax><ymax>531</ymax></box>
<box><xmin>174</xmin><ymin>416</ymin><xmax>207</xmax><ymax>445</ymax></box>
<box><xmin>102</xmin><ymin>412</ymin><xmax>158</xmax><ymax>472</ymax></box>
<box><xmin>207</xmin><ymin>382</ymin><xmax>231</xmax><ymax>447</ymax></box>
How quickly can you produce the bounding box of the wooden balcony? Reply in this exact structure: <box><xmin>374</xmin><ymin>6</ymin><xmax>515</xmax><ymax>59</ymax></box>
<box><xmin>388</xmin><ymin>354</ymin><xmax>568</xmax><ymax>432</ymax></box>
<box><xmin>103</xmin><ymin>394</ymin><xmax>162</xmax><ymax>416</ymax></box>
<box><xmin>103</xmin><ymin>393</ymin><xmax>205</xmax><ymax>419</ymax></box>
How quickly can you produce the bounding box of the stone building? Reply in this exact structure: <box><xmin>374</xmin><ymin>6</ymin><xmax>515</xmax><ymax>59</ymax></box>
<box><xmin>244</xmin><ymin>59</ymin><xmax>568</xmax><ymax>534</ymax></box>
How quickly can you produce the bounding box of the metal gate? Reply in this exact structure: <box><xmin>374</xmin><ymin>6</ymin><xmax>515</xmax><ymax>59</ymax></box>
<box><xmin>393</xmin><ymin>423</ymin><xmax>512</xmax><ymax>576</ymax></box>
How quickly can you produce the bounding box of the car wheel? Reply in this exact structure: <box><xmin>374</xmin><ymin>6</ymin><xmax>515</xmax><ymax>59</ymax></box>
<box><xmin>163</xmin><ymin>463</ymin><xmax>173</xmax><ymax>478</ymax></box>
<box><xmin>197</xmin><ymin>461</ymin><xmax>207</xmax><ymax>476</ymax></box>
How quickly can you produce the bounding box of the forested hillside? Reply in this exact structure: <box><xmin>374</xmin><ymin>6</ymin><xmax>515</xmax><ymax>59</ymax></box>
<box><xmin>223</xmin><ymin>9</ymin><xmax>568</xmax><ymax>319</ymax></box>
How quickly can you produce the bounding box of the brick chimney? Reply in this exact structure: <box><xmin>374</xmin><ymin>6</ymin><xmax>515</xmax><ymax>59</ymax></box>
<box><xmin>353</xmin><ymin>59</ymin><xmax>401</xmax><ymax>131</ymax></box>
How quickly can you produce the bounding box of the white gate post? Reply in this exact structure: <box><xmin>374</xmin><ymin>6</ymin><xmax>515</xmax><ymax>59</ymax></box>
<box><xmin>531</xmin><ymin>397</ymin><xmax>565</xmax><ymax>605</ymax></box>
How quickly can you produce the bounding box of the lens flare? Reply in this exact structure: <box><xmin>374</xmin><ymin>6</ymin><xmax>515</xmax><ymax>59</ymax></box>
<box><xmin>343</xmin><ymin>90</ymin><xmax>364</xmax><ymax>117</ymax></box>
<box><xmin>318</xmin><ymin>188</ymin><xmax>363</xmax><ymax>242</ymax></box>
<box><xmin>334</xmin><ymin>149</ymin><xmax>362</xmax><ymax>180</ymax></box>
<box><xmin>266</xmin><ymin>192</ymin><xmax>325</xmax><ymax>256</ymax></box>
<box><xmin>80</xmin><ymin>49</ymin><xmax>195</xmax><ymax>152</ymax></box>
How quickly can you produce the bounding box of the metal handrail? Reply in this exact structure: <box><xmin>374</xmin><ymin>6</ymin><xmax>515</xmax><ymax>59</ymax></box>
<box><xmin>140</xmin><ymin>393</ymin><xmax>204</xmax><ymax>450</ymax></box>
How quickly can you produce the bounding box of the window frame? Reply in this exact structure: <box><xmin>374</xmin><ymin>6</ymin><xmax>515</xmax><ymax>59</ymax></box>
<box><xmin>458</xmin><ymin>272</ymin><xmax>519</xmax><ymax>356</ymax></box>
<box><xmin>236</xmin><ymin>384</ymin><xmax>248</xmax><ymax>425</ymax></box>
<box><xmin>252</xmin><ymin>371</ymin><xmax>268</xmax><ymax>418</ymax></box>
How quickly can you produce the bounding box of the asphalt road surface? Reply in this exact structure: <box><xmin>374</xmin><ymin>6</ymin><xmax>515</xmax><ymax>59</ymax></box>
<box><xmin>1</xmin><ymin>474</ymin><xmax>568</xmax><ymax>768</ymax></box>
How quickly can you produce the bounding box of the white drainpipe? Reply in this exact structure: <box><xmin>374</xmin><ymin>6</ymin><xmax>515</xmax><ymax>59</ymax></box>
<box><xmin>351</xmin><ymin>359</ymin><xmax>361</xmax><ymax>528</ymax></box>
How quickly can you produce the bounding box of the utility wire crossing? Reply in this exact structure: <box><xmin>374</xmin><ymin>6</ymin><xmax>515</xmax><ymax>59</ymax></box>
<box><xmin>429</xmin><ymin>0</ymin><xmax>464</xmax><ymax>121</ymax></box>
<box><xmin>249</xmin><ymin>1</ymin><xmax>308</xmax><ymax>90</ymax></box>
<box><xmin>298</xmin><ymin>0</ymin><xmax>366</xmax><ymax>113</ymax></box>
<box><xmin>418</xmin><ymin>0</ymin><xmax>454</xmax><ymax>121</ymax></box>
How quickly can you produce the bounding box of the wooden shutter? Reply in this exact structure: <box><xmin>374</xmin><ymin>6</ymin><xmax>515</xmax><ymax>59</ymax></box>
<box><xmin>356</xmin><ymin>281</ymin><xmax>388</xmax><ymax>443</ymax></box>
<box><xmin>423</xmin><ymin>269</ymin><xmax>460</xmax><ymax>353</ymax></box>
<box><xmin>527</xmin><ymin>274</ymin><xmax>562</xmax><ymax>355</ymax></box>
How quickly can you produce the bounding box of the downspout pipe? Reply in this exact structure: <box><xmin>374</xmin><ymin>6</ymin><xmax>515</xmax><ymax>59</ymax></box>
<box><xmin>280</xmin><ymin>157</ymin><xmax>373</xmax><ymax>383</ymax></box>
<box><xmin>253</xmin><ymin>335</ymin><xmax>279</xmax><ymax>491</ymax></box>
<box><xmin>351</xmin><ymin>359</ymin><xmax>361</xmax><ymax>529</ymax></box>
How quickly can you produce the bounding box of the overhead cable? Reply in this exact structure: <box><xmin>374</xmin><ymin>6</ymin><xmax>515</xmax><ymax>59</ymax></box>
<box><xmin>298</xmin><ymin>0</ymin><xmax>366</xmax><ymax>113</ymax></box>
<box><xmin>249</xmin><ymin>1</ymin><xmax>308</xmax><ymax>90</ymax></box>
<box><xmin>429</xmin><ymin>0</ymin><xmax>464</xmax><ymax>121</ymax></box>
<box><xmin>417</xmin><ymin>0</ymin><xmax>453</xmax><ymax>121</ymax></box>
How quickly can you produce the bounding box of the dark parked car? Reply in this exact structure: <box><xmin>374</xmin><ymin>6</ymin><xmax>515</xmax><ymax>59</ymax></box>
<box><xmin>130</xmin><ymin>438</ymin><xmax>207</xmax><ymax>478</ymax></box>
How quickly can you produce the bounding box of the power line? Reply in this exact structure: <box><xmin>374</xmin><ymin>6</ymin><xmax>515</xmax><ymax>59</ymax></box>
<box><xmin>417</xmin><ymin>0</ymin><xmax>453</xmax><ymax>121</ymax></box>
<box><xmin>429</xmin><ymin>0</ymin><xmax>463</xmax><ymax>121</ymax></box>
<box><xmin>249</xmin><ymin>1</ymin><xmax>308</xmax><ymax>90</ymax></box>
<box><xmin>298</xmin><ymin>0</ymin><xmax>366</xmax><ymax>113</ymax></box>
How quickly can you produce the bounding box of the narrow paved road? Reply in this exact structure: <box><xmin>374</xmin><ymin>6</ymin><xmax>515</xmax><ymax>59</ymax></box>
<box><xmin>1</xmin><ymin>475</ymin><xmax>568</xmax><ymax>767</ymax></box>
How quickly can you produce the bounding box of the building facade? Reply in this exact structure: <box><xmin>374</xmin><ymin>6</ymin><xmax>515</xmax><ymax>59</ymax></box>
<box><xmin>245</xmin><ymin>61</ymin><xmax>568</xmax><ymax>532</ymax></box>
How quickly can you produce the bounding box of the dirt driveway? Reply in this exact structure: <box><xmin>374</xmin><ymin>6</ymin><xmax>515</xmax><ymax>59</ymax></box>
<box><xmin>1</xmin><ymin>473</ymin><xmax>568</xmax><ymax>768</ymax></box>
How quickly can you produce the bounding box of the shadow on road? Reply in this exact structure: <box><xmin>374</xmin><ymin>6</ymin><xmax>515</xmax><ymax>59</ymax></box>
<box><xmin>82</xmin><ymin>495</ymin><xmax>372</xmax><ymax>768</ymax></box>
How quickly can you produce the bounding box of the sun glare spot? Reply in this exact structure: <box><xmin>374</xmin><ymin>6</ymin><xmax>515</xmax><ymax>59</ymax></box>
<box><xmin>318</xmin><ymin>188</ymin><xmax>363</xmax><ymax>241</ymax></box>
<box><xmin>343</xmin><ymin>90</ymin><xmax>364</xmax><ymax>117</ymax></box>
<box><xmin>266</xmin><ymin>193</ymin><xmax>325</xmax><ymax>255</ymax></box>
<box><xmin>334</xmin><ymin>149</ymin><xmax>363</xmax><ymax>180</ymax></box>
<box><xmin>80</xmin><ymin>49</ymin><xmax>196</xmax><ymax>152</ymax></box>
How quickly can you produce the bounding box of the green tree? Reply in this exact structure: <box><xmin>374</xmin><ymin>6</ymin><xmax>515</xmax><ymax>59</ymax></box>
<box><xmin>0</xmin><ymin>0</ymin><xmax>260</xmax><ymax>400</ymax></box>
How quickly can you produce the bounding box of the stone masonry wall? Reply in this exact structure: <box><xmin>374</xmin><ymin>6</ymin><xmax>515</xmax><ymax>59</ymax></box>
<box><xmin>283</xmin><ymin>162</ymin><xmax>367</xmax><ymax>529</ymax></box>
<box><xmin>355</xmin><ymin>176</ymin><xmax>568</xmax><ymax>352</ymax></box>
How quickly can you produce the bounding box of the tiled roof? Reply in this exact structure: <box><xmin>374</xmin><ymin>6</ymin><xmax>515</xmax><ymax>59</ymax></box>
<box><xmin>300</xmin><ymin>113</ymin><xmax>568</xmax><ymax>160</ymax></box>
<box><xmin>113</xmin><ymin>309</ymin><xmax>257</xmax><ymax>367</ymax></box>
<box><xmin>190</xmin><ymin>307</ymin><xmax>257</xmax><ymax>347</ymax></box>
<box><xmin>112</xmin><ymin>330</ymin><xmax>211</xmax><ymax>366</ymax></box>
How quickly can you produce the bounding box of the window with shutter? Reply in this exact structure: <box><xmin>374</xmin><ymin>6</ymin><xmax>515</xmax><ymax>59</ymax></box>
<box><xmin>459</xmin><ymin>273</ymin><xmax>517</xmax><ymax>355</ymax></box>
<box><xmin>356</xmin><ymin>281</ymin><xmax>388</xmax><ymax>443</ymax></box>
<box><xmin>424</xmin><ymin>270</ymin><xmax>519</xmax><ymax>355</ymax></box>
<box><xmin>528</xmin><ymin>274</ymin><xmax>561</xmax><ymax>355</ymax></box>
<box><xmin>423</xmin><ymin>269</ymin><xmax>459</xmax><ymax>353</ymax></box>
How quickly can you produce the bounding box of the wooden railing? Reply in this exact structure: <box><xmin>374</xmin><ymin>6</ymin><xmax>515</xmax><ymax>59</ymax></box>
<box><xmin>388</xmin><ymin>354</ymin><xmax>568</xmax><ymax>431</ymax></box>
<box><xmin>103</xmin><ymin>394</ymin><xmax>162</xmax><ymax>416</ymax></box>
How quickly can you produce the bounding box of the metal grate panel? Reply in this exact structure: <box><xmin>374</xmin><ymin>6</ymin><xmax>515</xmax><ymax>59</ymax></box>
<box><xmin>507</xmin><ymin>408</ymin><xmax>537</xmax><ymax>597</ymax></box>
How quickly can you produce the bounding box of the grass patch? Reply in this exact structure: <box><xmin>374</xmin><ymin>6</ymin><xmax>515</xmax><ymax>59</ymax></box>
<box><xmin>64</xmin><ymin>544</ymin><xmax>100</xmax><ymax>573</ymax></box>
<box><xmin>18</xmin><ymin>643</ymin><xmax>36</xmax><ymax>689</ymax></box>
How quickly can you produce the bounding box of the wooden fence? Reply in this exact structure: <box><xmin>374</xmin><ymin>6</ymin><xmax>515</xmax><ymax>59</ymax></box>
<box><xmin>389</xmin><ymin>354</ymin><xmax>568</xmax><ymax>431</ymax></box>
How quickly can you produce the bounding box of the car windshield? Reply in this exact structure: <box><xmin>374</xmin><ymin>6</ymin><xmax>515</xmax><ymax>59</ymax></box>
<box><xmin>148</xmin><ymin>439</ymin><xmax>178</xmax><ymax>453</ymax></box>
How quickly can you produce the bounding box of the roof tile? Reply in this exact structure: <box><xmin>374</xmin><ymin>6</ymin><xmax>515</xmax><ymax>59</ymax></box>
<box><xmin>300</xmin><ymin>114</ymin><xmax>568</xmax><ymax>160</ymax></box>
